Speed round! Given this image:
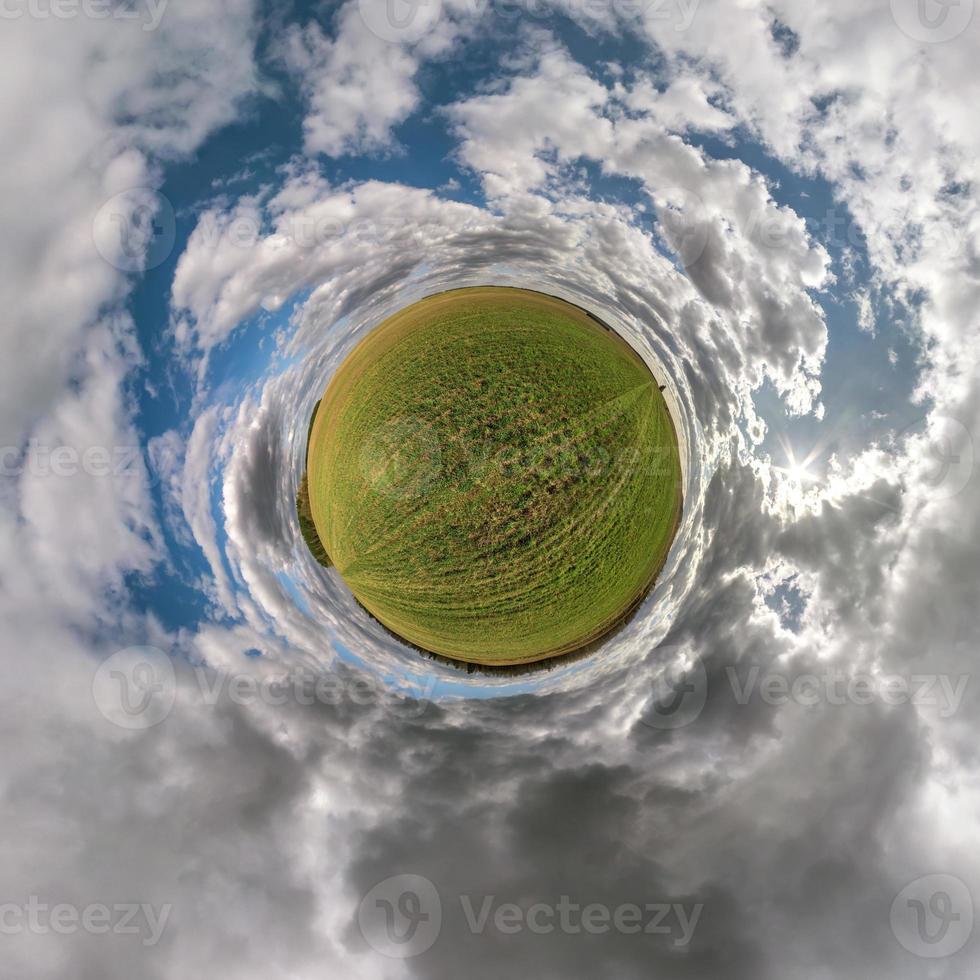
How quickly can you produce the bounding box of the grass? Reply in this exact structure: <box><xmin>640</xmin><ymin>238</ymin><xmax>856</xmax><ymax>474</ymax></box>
<box><xmin>307</xmin><ymin>286</ymin><xmax>682</xmax><ymax>666</ymax></box>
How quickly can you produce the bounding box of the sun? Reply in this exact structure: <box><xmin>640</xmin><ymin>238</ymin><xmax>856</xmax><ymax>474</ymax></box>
<box><xmin>775</xmin><ymin>435</ymin><xmax>820</xmax><ymax>484</ymax></box>
<box><xmin>770</xmin><ymin>436</ymin><xmax>824</xmax><ymax>513</ymax></box>
<box><xmin>785</xmin><ymin>454</ymin><xmax>815</xmax><ymax>485</ymax></box>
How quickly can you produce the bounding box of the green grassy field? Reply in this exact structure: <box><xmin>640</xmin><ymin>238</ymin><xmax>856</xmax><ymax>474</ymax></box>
<box><xmin>307</xmin><ymin>287</ymin><xmax>681</xmax><ymax>666</ymax></box>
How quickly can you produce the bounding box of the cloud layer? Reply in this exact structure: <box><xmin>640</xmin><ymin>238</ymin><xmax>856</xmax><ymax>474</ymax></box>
<box><xmin>3</xmin><ymin>1</ymin><xmax>980</xmax><ymax>978</ymax></box>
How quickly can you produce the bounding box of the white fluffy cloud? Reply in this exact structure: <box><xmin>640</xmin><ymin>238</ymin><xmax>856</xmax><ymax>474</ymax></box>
<box><xmin>279</xmin><ymin>1</ymin><xmax>460</xmax><ymax>157</ymax></box>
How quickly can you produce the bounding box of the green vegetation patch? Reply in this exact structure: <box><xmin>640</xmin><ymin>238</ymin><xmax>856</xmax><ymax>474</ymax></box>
<box><xmin>307</xmin><ymin>287</ymin><xmax>681</xmax><ymax>666</ymax></box>
<box><xmin>296</xmin><ymin>470</ymin><xmax>332</xmax><ymax>568</ymax></box>
<box><xmin>296</xmin><ymin>399</ymin><xmax>332</xmax><ymax>568</ymax></box>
